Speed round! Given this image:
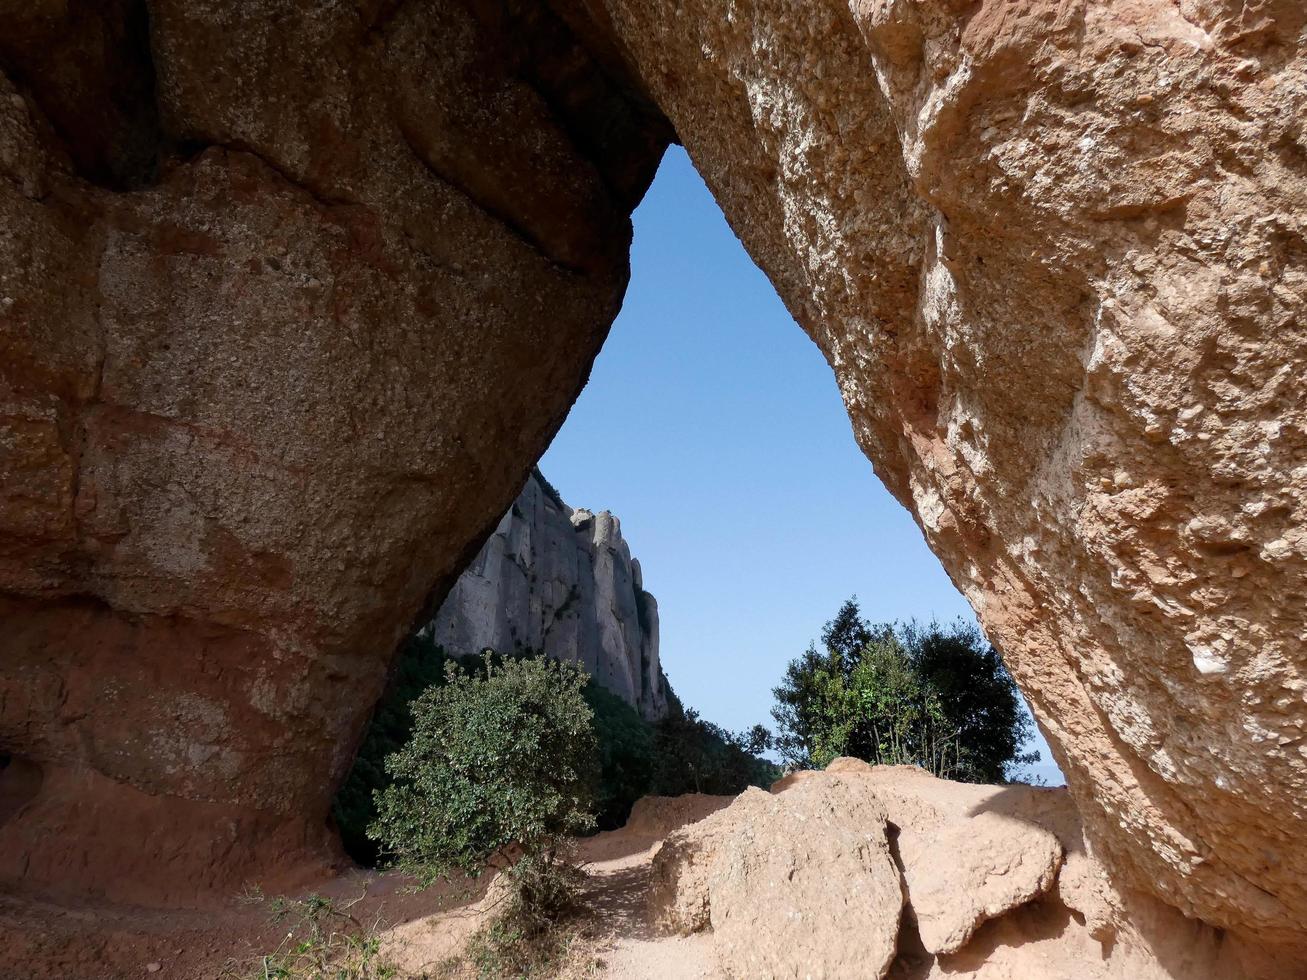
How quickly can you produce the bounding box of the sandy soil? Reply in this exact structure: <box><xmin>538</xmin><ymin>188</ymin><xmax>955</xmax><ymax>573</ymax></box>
<box><xmin>381</xmin><ymin>803</ymin><xmax>729</xmax><ymax>979</ymax></box>
<box><xmin>0</xmin><ymin>865</ymin><xmax>482</xmax><ymax>979</ymax></box>
<box><xmin>579</xmin><ymin>840</ymin><xmax>718</xmax><ymax>980</ymax></box>
<box><xmin>0</xmin><ymin>799</ymin><xmax>726</xmax><ymax>980</ymax></box>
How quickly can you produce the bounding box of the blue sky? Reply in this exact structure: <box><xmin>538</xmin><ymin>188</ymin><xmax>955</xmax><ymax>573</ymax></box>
<box><xmin>542</xmin><ymin>147</ymin><xmax>1059</xmax><ymax>784</ymax></box>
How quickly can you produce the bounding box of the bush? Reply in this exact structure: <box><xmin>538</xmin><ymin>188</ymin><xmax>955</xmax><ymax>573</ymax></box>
<box><xmin>652</xmin><ymin>692</ymin><xmax>780</xmax><ymax>796</ymax></box>
<box><xmin>332</xmin><ymin>632</ymin><xmax>451</xmax><ymax>866</ymax></box>
<box><xmin>771</xmin><ymin>599</ymin><xmax>1038</xmax><ymax>782</ymax></box>
<box><xmin>464</xmin><ymin>855</ymin><xmax>588</xmax><ymax>979</ymax></box>
<box><xmin>368</xmin><ymin>653</ymin><xmax>598</xmax><ymax>886</ymax></box>
<box><xmin>583</xmin><ymin>680</ymin><xmax>655</xmax><ymax>829</ymax></box>
<box><xmin>341</xmin><ymin>635</ymin><xmax>778</xmax><ymax>857</ymax></box>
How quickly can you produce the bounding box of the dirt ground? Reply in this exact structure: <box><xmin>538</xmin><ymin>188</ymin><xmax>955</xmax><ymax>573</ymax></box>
<box><xmin>0</xmin><ymin>798</ymin><xmax>729</xmax><ymax>980</ymax></box>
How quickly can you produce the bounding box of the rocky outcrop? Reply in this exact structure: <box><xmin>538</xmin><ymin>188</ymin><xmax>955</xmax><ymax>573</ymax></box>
<box><xmin>0</xmin><ymin>0</ymin><xmax>669</xmax><ymax>904</ymax></box>
<box><xmin>593</xmin><ymin>0</ymin><xmax>1307</xmax><ymax>949</ymax></box>
<box><xmin>654</xmin><ymin>773</ymin><xmax>905</xmax><ymax>979</ymax></box>
<box><xmin>427</xmin><ymin>469</ymin><xmax>667</xmax><ymax>719</ymax></box>
<box><xmin>652</xmin><ymin>761</ymin><xmax>1278</xmax><ymax>979</ymax></box>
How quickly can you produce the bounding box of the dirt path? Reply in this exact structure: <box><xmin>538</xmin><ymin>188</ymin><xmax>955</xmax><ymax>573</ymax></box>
<box><xmin>379</xmin><ymin>820</ymin><xmax>724</xmax><ymax>979</ymax></box>
<box><xmin>578</xmin><ymin>842</ymin><xmax>717</xmax><ymax>980</ymax></box>
<box><xmin>0</xmin><ymin>798</ymin><xmax>728</xmax><ymax>980</ymax></box>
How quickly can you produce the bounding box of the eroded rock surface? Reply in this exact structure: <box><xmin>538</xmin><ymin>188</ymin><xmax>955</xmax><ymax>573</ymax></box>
<box><xmin>653</xmin><ymin>776</ymin><xmax>904</xmax><ymax>979</ymax></box>
<box><xmin>654</xmin><ymin>761</ymin><xmax>1277</xmax><ymax>979</ymax></box>
<box><xmin>427</xmin><ymin>469</ymin><xmax>668</xmax><ymax>718</ymax></box>
<box><xmin>0</xmin><ymin>0</ymin><xmax>668</xmax><ymax>903</ymax></box>
<box><xmin>595</xmin><ymin>0</ymin><xmax>1307</xmax><ymax>946</ymax></box>
<box><xmin>2</xmin><ymin>0</ymin><xmax>1306</xmax><ymax>957</ymax></box>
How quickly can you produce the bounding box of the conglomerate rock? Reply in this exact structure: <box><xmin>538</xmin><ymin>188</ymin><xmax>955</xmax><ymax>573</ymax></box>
<box><xmin>594</xmin><ymin>0</ymin><xmax>1307</xmax><ymax>948</ymax></box>
<box><xmin>652</xmin><ymin>776</ymin><xmax>905</xmax><ymax>980</ymax></box>
<box><xmin>0</xmin><ymin>0</ymin><xmax>669</xmax><ymax>903</ymax></box>
<box><xmin>656</xmin><ymin>762</ymin><xmax>1277</xmax><ymax>979</ymax></box>
<box><xmin>427</xmin><ymin>469</ymin><xmax>668</xmax><ymax>718</ymax></box>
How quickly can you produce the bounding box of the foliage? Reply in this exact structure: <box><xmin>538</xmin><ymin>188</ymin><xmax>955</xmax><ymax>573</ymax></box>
<box><xmin>771</xmin><ymin>599</ymin><xmax>1038</xmax><ymax>782</ymax></box>
<box><xmin>461</xmin><ymin>855</ymin><xmax>591</xmax><ymax>980</ymax></box>
<box><xmin>582</xmin><ymin>680</ymin><xmax>655</xmax><ymax>829</ymax></box>
<box><xmin>651</xmin><ymin>691</ymin><xmax>780</xmax><ymax>796</ymax></box>
<box><xmin>341</xmin><ymin>636</ymin><xmax>777</xmax><ymax>860</ymax></box>
<box><xmin>531</xmin><ymin>467</ymin><xmax>567</xmax><ymax>511</ymax></box>
<box><xmin>239</xmin><ymin>891</ymin><xmax>396</xmax><ymax>980</ymax></box>
<box><xmin>368</xmin><ymin>653</ymin><xmax>598</xmax><ymax>887</ymax></box>
<box><xmin>332</xmin><ymin>632</ymin><xmax>452</xmax><ymax>866</ymax></box>
<box><xmin>901</xmin><ymin>619</ymin><xmax>1040</xmax><ymax>783</ymax></box>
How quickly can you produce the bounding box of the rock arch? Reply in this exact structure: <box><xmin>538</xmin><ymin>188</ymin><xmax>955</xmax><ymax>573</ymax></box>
<box><xmin>1</xmin><ymin>0</ymin><xmax>1304</xmax><ymax>951</ymax></box>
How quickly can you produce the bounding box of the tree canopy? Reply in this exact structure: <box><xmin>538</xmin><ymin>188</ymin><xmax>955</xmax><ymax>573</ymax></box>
<box><xmin>771</xmin><ymin>599</ymin><xmax>1038</xmax><ymax>782</ymax></box>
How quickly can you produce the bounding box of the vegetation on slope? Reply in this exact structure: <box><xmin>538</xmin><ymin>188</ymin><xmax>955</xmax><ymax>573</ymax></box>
<box><xmin>333</xmin><ymin>636</ymin><xmax>777</xmax><ymax>865</ymax></box>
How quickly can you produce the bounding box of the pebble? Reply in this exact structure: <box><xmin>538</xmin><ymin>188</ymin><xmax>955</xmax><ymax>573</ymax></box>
<box><xmin>146</xmin><ymin>964</ymin><xmax>162</xmax><ymax>974</ymax></box>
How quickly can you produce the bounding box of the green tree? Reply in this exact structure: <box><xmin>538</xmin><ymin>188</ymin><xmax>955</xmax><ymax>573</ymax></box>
<box><xmin>332</xmin><ymin>631</ymin><xmax>451</xmax><ymax>865</ymax></box>
<box><xmin>652</xmin><ymin>692</ymin><xmax>779</xmax><ymax>795</ymax></box>
<box><xmin>583</xmin><ymin>679</ymin><xmax>656</xmax><ymax>829</ymax></box>
<box><xmin>368</xmin><ymin>653</ymin><xmax>598</xmax><ymax>886</ymax></box>
<box><xmin>771</xmin><ymin>599</ymin><xmax>1037</xmax><ymax>781</ymax></box>
<box><xmin>904</xmin><ymin>620</ymin><xmax>1038</xmax><ymax>783</ymax></box>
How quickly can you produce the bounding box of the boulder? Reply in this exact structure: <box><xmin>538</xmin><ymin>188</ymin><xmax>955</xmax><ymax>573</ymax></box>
<box><xmin>0</xmin><ymin>0</ymin><xmax>669</xmax><ymax>904</ymax></box>
<box><xmin>652</xmin><ymin>778</ymin><xmax>904</xmax><ymax>979</ymax></box>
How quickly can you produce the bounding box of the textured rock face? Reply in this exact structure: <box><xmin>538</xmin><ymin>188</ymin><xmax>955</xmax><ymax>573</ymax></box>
<box><xmin>653</xmin><ymin>768</ymin><xmax>1275</xmax><ymax>980</ymax></box>
<box><xmin>654</xmin><ymin>762</ymin><xmax>1276</xmax><ymax>979</ymax></box>
<box><xmin>653</xmin><ymin>776</ymin><xmax>905</xmax><ymax>979</ymax></box>
<box><xmin>3</xmin><ymin>0</ymin><xmax>1306</xmax><ymax>955</ymax></box>
<box><xmin>595</xmin><ymin>0</ymin><xmax>1307</xmax><ymax>946</ymax></box>
<box><xmin>428</xmin><ymin>470</ymin><xmax>667</xmax><ymax>718</ymax></box>
<box><xmin>0</xmin><ymin>0</ymin><xmax>668</xmax><ymax>902</ymax></box>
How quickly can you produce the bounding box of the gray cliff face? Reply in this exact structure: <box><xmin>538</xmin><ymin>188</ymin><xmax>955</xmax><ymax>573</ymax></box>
<box><xmin>428</xmin><ymin>472</ymin><xmax>668</xmax><ymax>720</ymax></box>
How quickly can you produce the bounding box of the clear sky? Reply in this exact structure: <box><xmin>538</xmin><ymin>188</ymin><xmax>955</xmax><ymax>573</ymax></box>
<box><xmin>541</xmin><ymin>147</ymin><xmax>1060</xmax><ymax>785</ymax></box>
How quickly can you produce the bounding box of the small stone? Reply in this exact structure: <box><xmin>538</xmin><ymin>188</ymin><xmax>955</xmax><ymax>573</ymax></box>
<box><xmin>146</xmin><ymin>964</ymin><xmax>162</xmax><ymax>974</ymax></box>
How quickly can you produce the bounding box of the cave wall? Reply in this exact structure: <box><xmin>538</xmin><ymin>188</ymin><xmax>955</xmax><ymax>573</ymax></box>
<box><xmin>594</xmin><ymin>0</ymin><xmax>1307</xmax><ymax>948</ymax></box>
<box><xmin>0</xmin><ymin>0</ymin><xmax>669</xmax><ymax>904</ymax></box>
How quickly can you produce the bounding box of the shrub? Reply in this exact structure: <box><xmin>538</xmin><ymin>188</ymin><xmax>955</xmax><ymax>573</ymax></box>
<box><xmin>652</xmin><ymin>691</ymin><xmax>780</xmax><ymax>796</ymax></box>
<box><xmin>332</xmin><ymin>631</ymin><xmax>452</xmax><ymax>866</ymax></box>
<box><xmin>243</xmin><ymin>891</ymin><xmax>395</xmax><ymax>980</ymax></box>
<box><xmin>463</xmin><ymin>855</ymin><xmax>589</xmax><ymax>979</ymax></box>
<box><xmin>771</xmin><ymin>599</ymin><xmax>1038</xmax><ymax>781</ymax></box>
<box><xmin>583</xmin><ymin>680</ymin><xmax>655</xmax><ymax>829</ymax></box>
<box><xmin>368</xmin><ymin>653</ymin><xmax>598</xmax><ymax>886</ymax></box>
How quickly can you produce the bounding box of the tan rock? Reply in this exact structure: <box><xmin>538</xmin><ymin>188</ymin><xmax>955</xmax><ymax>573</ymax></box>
<box><xmin>4</xmin><ymin>0</ymin><xmax>1307</xmax><ymax>958</ymax></box>
<box><xmin>625</xmin><ymin>794</ymin><xmax>735</xmax><ymax>840</ymax></box>
<box><xmin>652</xmin><ymin>779</ymin><xmax>904</xmax><ymax>979</ymax></box>
<box><xmin>595</xmin><ymin>0</ymin><xmax>1307</xmax><ymax>947</ymax></box>
<box><xmin>767</xmin><ymin>763</ymin><xmax>1280</xmax><ymax>979</ymax></box>
<box><xmin>902</xmin><ymin>810</ymin><xmax>1062</xmax><ymax>955</ymax></box>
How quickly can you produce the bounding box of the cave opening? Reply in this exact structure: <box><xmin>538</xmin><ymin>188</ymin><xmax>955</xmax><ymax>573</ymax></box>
<box><xmin>535</xmin><ymin>145</ymin><xmax>1061</xmax><ymax>784</ymax></box>
<box><xmin>331</xmin><ymin>145</ymin><xmax>1060</xmax><ymax>868</ymax></box>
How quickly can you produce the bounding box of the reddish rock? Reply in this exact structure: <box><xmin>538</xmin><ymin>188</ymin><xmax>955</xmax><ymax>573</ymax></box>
<box><xmin>0</xmin><ymin>0</ymin><xmax>669</xmax><ymax>904</ymax></box>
